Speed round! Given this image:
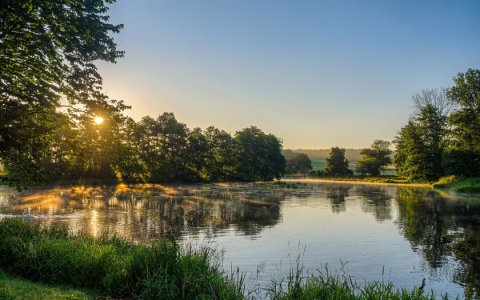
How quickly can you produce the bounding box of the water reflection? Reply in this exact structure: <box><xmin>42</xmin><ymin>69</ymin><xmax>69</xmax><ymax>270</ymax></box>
<box><xmin>324</xmin><ymin>185</ymin><xmax>350</xmax><ymax>213</ymax></box>
<box><xmin>1</xmin><ymin>182</ymin><xmax>480</xmax><ymax>298</ymax></box>
<box><xmin>357</xmin><ymin>186</ymin><xmax>393</xmax><ymax>222</ymax></box>
<box><xmin>0</xmin><ymin>183</ymin><xmax>301</xmax><ymax>240</ymax></box>
<box><xmin>395</xmin><ymin>187</ymin><xmax>480</xmax><ymax>299</ymax></box>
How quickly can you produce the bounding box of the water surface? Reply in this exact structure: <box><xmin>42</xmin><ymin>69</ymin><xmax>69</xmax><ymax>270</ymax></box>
<box><xmin>0</xmin><ymin>182</ymin><xmax>479</xmax><ymax>299</ymax></box>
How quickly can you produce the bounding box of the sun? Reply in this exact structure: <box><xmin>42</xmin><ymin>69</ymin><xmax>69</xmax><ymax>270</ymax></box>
<box><xmin>94</xmin><ymin>116</ymin><xmax>104</xmax><ymax>125</ymax></box>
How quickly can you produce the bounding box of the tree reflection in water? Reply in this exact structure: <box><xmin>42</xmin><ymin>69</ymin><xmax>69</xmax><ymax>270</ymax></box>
<box><xmin>324</xmin><ymin>184</ymin><xmax>350</xmax><ymax>213</ymax></box>
<box><xmin>3</xmin><ymin>183</ymin><xmax>307</xmax><ymax>241</ymax></box>
<box><xmin>395</xmin><ymin>187</ymin><xmax>480</xmax><ymax>299</ymax></box>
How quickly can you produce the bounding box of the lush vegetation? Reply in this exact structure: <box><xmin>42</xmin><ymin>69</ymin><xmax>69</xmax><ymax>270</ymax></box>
<box><xmin>395</xmin><ymin>71</ymin><xmax>480</xmax><ymax>183</ymax></box>
<box><xmin>322</xmin><ymin>147</ymin><xmax>353</xmax><ymax>176</ymax></box>
<box><xmin>266</xmin><ymin>267</ymin><xmax>440</xmax><ymax>300</ymax></box>
<box><xmin>356</xmin><ymin>140</ymin><xmax>392</xmax><ymax>176</ymax></box>
<box><xmin>0</xmin><ymin>1</ymin><xmax>285</xmax><ymax>189</ymax></box>
<box><xmin>433</xmin><ymin>176</ymin><xmax>480</xmax><ymax>194</ymax></box>
<box><xmin>0</xmin><ymin>218</ymin><xmax>244</xmax><ymax>299</ymax></box>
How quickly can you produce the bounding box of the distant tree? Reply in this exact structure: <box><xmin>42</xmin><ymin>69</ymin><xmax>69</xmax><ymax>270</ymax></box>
<box><xmin>324</xmin><ymin>147</ymin><xmax>353</xmax><ymax>176</ymax></box>
<box><xmin>235</xmin><ymin>127</ymin><xmax>285</xmax><ymax>181</ymax></box>
<box><xmin>284</xmin><ymin>151</ymin><xmax>312</xmax><ymax>174</ymax></box>
<box><xmin>356</xmin><ymin>140</ymin><xmax>392</xmax><ymax>176</ymax></box>
<box><xmin>444</xmin><ymin>69</ymin><xmax>480</xmax><ymax>176</ymax></box>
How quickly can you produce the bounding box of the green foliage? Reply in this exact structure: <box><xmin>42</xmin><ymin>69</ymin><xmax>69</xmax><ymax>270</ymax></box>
<box><xmin>432</xmin><ymin>175</ymin><xmax>459</xmax><ymax>189</ymax></box>
<box><xmin>283</xmin><ymin>150</ymin><xmax>312</xmax><ymax>174</ymax></box>
<box><xmin>0</xmin><ymin>0</ymin><xmax>128</xmax><ymax>189</ymax></box>
<box><xmin>324</xmin><ymin>147</ymin><xmax>353</xmax><ymax>177</ymax></box>
<box><xmin>394</xmin><ymin>90</ymin><xmax>449</xmax><ymax>182</ymax></box>
<box><xmin>131</xmin><ymin>116</ymin><xmax>285</xmax><ymax>183</ymax></box>
<box><xmin>234</xmin><ymin>126</ymin><xmax>286</xmax><ymax>181</ymax></box>
<box><xmin>395</xmin><ymin>72</ymin><xmax>480</xmax><ymax>183</ymax></box>
<box><xmin>356</xmin><ymin>140</ymin><xmax>392</xmax><ymax>176</ymax></box>
<box><xmin>266</xmin><ymin>265</ymin><xmax>440</xmax><ymax>300</ymax></box>
<box><xmin>445</xmin><ymin>69</ymin><xmax>480</xmax><ymax>176</ymax></box>
<box><xmin>433</xmin><ymin>176</ymin><xmax>480</xmax><ymax>194</ymax></box>
<box><xmin>0</xmin><ymin>218</ymin><xmax>242</xmax><ymax>299</ymax></box>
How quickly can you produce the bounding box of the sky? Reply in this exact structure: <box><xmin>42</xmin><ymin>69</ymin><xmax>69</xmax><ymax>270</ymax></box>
<box><xmin>97</xmin><ymin>0</ymin><xmax>480</xmax><ymax>149</ymax></box>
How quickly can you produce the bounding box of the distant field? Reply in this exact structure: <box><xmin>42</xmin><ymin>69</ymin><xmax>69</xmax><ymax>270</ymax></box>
<box><xmin>311</xmin><ymin>160</ymin><xmax>396</xmax><ymax>176</ymax></box>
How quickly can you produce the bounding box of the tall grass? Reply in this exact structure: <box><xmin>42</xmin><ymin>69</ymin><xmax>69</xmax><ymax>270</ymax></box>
<box><xmin>265</xmin><ymin>263</ymin><xmax>454</xmax><ymax>300</ymax></box>
<box><xmin>0</xmin><ymin>218</ymin><xmax>243</xmax><ymax>299</ymax></box>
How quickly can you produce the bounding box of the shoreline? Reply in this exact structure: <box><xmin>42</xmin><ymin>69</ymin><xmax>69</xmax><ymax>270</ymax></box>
<box><xmin>280</xmin><ymin>177</ymin><xmax>432</xmax><ymax>188</ymax></box>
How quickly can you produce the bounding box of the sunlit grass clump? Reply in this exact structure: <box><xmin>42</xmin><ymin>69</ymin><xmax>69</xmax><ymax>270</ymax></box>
<box><xmin>433</xmin><ymin>176</ymin><xmax>480</xmax><ymax>193</ymax></box>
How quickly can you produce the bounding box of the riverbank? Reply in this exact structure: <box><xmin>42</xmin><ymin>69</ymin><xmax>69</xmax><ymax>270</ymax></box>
<box><xmin>281</xmin><ymin>177</ymin><xmax>432</xmax><ymax>188</ymax></box>
<box><xmin>432</xmin><ymin>176</ymin><xmax>480</xmax><ymax>194</ymax></box>
<box><xmin>0</xmin><ymin>219</ymin><xmax>449</xmax><ymax>299</ymax></box>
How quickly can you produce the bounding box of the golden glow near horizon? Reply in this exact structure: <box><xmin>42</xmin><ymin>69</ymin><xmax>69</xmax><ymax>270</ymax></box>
<box><xmin>94</xmin><ymin>116</ymin><xmax>104</xmax><ymax>125</ymax></box>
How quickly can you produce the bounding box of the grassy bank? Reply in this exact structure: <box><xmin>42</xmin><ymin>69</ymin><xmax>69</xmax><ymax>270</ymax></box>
<box><xmin>433</xmin><ymin>176</ymin><xmax>480</xmax><ymax>194</ymax></box>
<box><xmin>0</xmin><ymin>218</ymin><xmax>243</xmax><ymax>299</ymax></box>
<box><xmin>282</xmin><ymin>176</ymin><xmax>431</xmax><ymax>188</ymax></box>
<box><xmin>0</xmin><ymin>269</ymin><xmax>94</xmax><ymax>299</ymax></box>
<box><xmin>0</xmin><ymin>219</ymin><xmax>454</xmax><ymax>299</ymax></box>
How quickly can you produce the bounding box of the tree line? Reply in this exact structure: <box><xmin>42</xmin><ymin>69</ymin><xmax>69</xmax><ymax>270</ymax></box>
<box><xmin>0</xmin><ymin>0</ymin><xmax>285</xmax><ymax>188</ymax></box>
<box><xmin>2</xmin><ymin>109</ymin><xmax>286</xmax><ymax>187</ymax></box>
<box><xmin>285</xmin><ymin>68</ymin><xmax>480</xmax><ymax>183</ymax></box>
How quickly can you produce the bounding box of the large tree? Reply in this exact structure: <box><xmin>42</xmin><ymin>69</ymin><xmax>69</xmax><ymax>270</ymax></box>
<box><xmin>0</xmin><ymin>0</ymin><xmax>125</xmax><ymax>187</ymax></box>
<box><xmin>324</xmin><ymin>147</ymin><xmax>352</xmax><ymax>177</ymax></box>
<box><xmin>394</xmin><ymin>89</ymin><xmax>450</xmax><ymax>182</ymax></box>
<box><xmin>445</xmin><ymin>69</ymin><xmax>480</xmax><ymax>176</ymax></box>
<box><xmin>234</xmin><ymin>127</ymin><xmax>285</xmax><ymax>181</ymax></box>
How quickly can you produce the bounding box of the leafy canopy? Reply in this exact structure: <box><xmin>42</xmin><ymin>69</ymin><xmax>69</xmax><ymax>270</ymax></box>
<box><xmin>0</xmin><ymin>0</ymin><xmax>126</xmax><ymax>187</ymax></box>
<box><xmin>356</xmin><ymin>140</ymin><xmax>392</xmax><ymax>176</ymax></box>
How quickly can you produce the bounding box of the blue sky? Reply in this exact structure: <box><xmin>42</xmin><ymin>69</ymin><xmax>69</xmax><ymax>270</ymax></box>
<box><xmin>98</xmin><ymin>0</ymin><xmax>480</xmax><ymax>148</ymax></box>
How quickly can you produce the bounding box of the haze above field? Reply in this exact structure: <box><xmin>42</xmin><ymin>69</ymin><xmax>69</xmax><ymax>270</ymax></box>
<box><xmin>286</xmin><ymin>149</ymin><xmax>362</xmax><ymax>161</ymax></box>
<box><xmin>98</xmin><ymin>1</ymin><xmax>480</xmax><ymax>148</ymax></box>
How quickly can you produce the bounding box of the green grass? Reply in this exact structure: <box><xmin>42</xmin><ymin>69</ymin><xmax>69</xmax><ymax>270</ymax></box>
<box><xmin>301</xmin><ymin>174</ymin><xmax>412</xmax><ymax>185</ymax></box>
<box><xmin>0</xmin><ymin>269</ymin><xmax>94</xmax><ymax>300</ymax></box>
<box><xmin>433</xmin><ymin>176</ymin><xmax>480</xmax><ymax>193</ymax></box>
<box><xmin>265</xmin><ymin>265</ymin><xmax>453</xmax><ymax>300</ymax></box>
<box><xmin>0</xmin><ymin>218</ymin><xmax>243</xmax><ymax>299</ymax></box>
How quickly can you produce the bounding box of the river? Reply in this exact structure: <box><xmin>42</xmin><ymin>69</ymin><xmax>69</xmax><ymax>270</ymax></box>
<box><xmin>0</xmin><ymin>182</ymin><xmax>478</xmax><ymax>299</ymax></box>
